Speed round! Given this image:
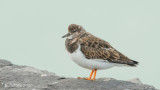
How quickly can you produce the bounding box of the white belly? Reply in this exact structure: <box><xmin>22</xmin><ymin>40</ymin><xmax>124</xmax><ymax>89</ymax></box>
<box><xmin>68</xmin><ymin>45</ymin><xmax>124</xmax><ymax>70</ymax></box>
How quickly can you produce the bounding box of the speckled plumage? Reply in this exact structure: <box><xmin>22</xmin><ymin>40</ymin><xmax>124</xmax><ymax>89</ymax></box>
<box><xmin>80</xmin><ymin>35</ymin><xmax>138</xmax><ymax>66</ymax></box>
<box><xmin>63</xmin><ymin>24</ymin><xmax>138</xmax><ymax>67</ymax></box>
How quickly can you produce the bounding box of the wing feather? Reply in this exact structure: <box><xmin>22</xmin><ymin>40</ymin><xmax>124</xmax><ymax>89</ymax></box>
<box><xmin>80</xmin><ymin>35</ymin><xmax>138</xmax><ymax>66</ymax></box>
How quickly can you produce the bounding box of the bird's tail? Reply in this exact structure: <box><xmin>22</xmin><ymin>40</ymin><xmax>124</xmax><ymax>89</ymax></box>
<box><xmin>128</xmin><ymin>60</ymin><xmax>139</xmax><ymax>66</ymax></box>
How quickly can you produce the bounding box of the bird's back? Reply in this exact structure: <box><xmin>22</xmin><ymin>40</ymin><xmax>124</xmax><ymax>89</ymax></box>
<box><xmin>79</xmin><ymin>33</ymin><xmax>138</xmax><ymax>66</ymax></box>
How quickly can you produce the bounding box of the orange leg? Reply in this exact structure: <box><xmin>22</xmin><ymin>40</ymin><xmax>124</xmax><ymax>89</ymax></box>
<box><xmin>78</xmin><ymin>69</ymin><xmax>97</xmax><ymax>80</ymax></box>
<box><xmin>85</xmin><ymin>70</ymin><xmax>94</xmax><ymax>80</ymax></box>
<box><xmin>89</xmin><ymin>70</ymin><xmax>94</xmax><ymax>79</ymax></box>
<box><xmin>92</xmin><ymin>69</ymin><xmax>97</xmax><ymax>80</ymax></box>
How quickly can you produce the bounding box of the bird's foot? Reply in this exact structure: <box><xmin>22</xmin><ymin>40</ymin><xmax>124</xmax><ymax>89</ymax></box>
<box><xmin>85</xmin><ymin>78</ymin><xmax>96</xmax><ymax>80</ymax></box>
<box><xmin>77</xmin><ymin>77</ymin><xmax>95</xmax><ymax>80</ymax></box>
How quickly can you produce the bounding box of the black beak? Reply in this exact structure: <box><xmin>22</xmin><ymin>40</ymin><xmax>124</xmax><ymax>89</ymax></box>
<box><xmin>62</xmin><ymin>33</ymin><xmax>71</xmax><ymax>38</ymax></box>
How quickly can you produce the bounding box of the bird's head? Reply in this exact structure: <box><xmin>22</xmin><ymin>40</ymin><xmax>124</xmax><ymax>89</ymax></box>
<box><xmin>62</xmin><ymin>24</ymin><xmax>85</xmax><ymax>39</ymax></box>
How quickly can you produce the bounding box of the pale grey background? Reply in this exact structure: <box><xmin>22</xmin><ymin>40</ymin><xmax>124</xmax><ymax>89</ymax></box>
<box><xmin>0</xmin><ymin>0</ymin><xmax>160</xmax><ymax>89</ymax></box>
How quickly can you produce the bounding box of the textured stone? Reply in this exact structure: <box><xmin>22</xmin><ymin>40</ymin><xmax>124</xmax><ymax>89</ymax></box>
<box><xmin>0</xmin><ymin>59</ymin><xmax>13</xmax><ymax>68</ymax></box>
<box><xmin>0</xmin><ymin>59</ymin><xmax>158</xmax><ymax>90</ymax></box>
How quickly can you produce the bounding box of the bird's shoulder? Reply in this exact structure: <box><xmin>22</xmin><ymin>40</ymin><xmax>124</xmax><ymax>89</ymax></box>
<box><xmin>78</xmin><ymin>33</ymin><xmax>112</xmax><ymax>49</ymax></box>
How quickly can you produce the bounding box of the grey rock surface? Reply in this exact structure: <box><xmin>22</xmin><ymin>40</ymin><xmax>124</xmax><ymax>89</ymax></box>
<box><xmin>0</xmin><ymin>59</ymin><xmax>158</xmax><ymax>90</ymax></box>
<box><xmin>0</xmin><ymin>59</ymin><xmax>13</xmax><ymax>68</ymax></box>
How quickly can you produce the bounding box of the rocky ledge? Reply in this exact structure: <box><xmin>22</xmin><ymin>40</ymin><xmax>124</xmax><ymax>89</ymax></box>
<box><xmin>0</xmin><ymin>59</ymin><xmax>158</xmax><ymax>90</ymax></box>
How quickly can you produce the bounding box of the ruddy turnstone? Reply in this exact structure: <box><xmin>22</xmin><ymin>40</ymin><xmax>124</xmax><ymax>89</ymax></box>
<box><xmin>62</xmin><ymin>24</ymin><xmax>138</xmax><ymax>80</ymax></box>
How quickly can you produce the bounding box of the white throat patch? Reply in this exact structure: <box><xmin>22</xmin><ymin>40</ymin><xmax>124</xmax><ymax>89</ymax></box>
<box><xmin>67</xmin><ymin>35</ymin><xmax>73</xmax><ymax>39</ymax></box>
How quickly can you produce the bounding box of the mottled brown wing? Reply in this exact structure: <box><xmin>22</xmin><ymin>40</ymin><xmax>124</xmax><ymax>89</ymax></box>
<box><xmin>80</xmin><ymin>35</ymin><xmax>138</xmax><ymax>66</ymax></box>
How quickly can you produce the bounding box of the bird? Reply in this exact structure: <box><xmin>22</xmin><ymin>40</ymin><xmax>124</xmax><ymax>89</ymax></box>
<box><xmin>62</xmin><ymin>24</ymin><xmax>138</xmax><ymax>80</ymax></box>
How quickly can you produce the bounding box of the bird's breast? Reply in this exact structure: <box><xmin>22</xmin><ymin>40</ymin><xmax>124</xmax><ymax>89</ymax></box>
<box><xmin>65</xmin><ymin>38</ymin><xmax>79</xmax><ymax>53</ymax></box>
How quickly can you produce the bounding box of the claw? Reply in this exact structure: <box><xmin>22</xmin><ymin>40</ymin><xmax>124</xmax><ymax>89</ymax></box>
<box><xmin>85</xmin><ymin>78</ymin><xmax>96</xmax><ymax>80</ymax></box>
<box><xmin>77</xmin><ymin>77</ymin><xmax>96</xmax><ymax>80</ymax></box>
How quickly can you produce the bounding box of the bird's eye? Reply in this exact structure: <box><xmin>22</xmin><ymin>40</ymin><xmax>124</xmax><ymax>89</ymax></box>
<box><xmin>73</xmin><ymin>29</ymin><xmax>76</xmax><ymax>32</ymax></box>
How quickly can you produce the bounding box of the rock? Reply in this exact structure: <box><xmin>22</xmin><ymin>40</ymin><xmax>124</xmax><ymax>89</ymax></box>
<box><xmin>128</xmin><ymin>78</ymin><xmax>142</xmax><ymax>84</ymax></box>
<box><xmin>0</xmin><ymin>80</ymin><xmax>4</xmax><ymax>88</ymax></box>
<box><xmin>0</xmin><ymin>59</ymin><xmax>13</xmax><ymax>68</ymax></box>
<box><xmin>0</xmin><ymin>59</ymin><xmax>158</xmax><ymax>90</ymax></box>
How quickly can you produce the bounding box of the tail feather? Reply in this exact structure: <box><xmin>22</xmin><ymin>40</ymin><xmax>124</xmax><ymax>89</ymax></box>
<box><xmin>127</xmin><ymin>60</ymin><xmax>139</xmax><ymax>66</ymax></box>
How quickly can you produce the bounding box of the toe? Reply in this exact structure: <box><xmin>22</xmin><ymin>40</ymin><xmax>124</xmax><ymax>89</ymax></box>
<box><xmin>77</xmin><ymin>77</ymin><xmax>96</xmax><ymax>80</ymax></box>
<box><xmin>77</xmin><ymin>77</ymin><xmax>86</xmax><ymax>79</ymax></box>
